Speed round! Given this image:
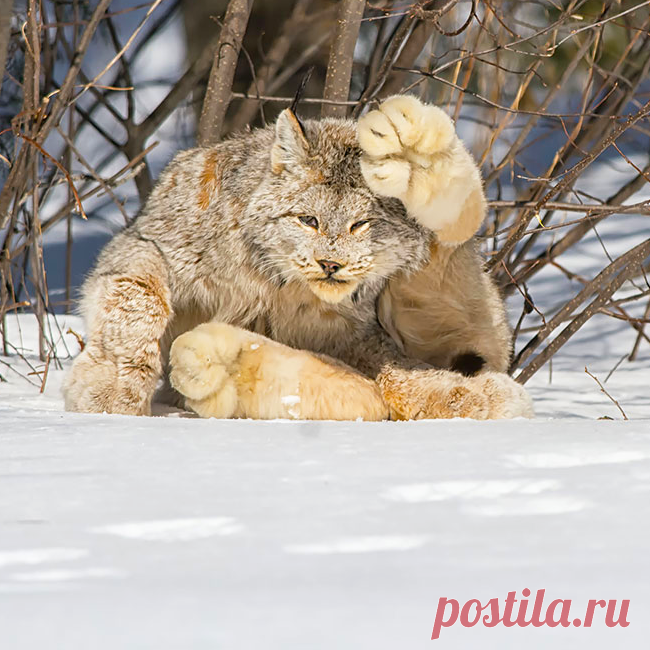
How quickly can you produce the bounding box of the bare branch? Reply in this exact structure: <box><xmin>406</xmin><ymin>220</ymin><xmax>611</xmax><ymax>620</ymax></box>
<box><xmin>322</xmin><ymin>0</ymin><xmax>366</xmax><ymax>118</ymax></box>
<box><xmin>515</xmin><ymin>239</ymin><xmax>650</xmax><ymax>383</ymax></box>
<box><xmin>0</xmin><ymin>0</ymin><xmax>12</xmax><ymax>95</ymax></box>
<box><xmin>197</xmin><ymin>0</ymin><xmax>254</xmax><ymax>146</ymax></box>
<box><xmin>489</xmin><ymin>99</ymin><xmax>650</xmax><ymax>273</ymax></box>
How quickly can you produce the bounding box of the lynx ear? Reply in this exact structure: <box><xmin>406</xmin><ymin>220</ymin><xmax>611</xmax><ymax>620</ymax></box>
<box><xmin>271</xmin><ymin>109</ymin><xmax>309</xmax><ymax>174</ymax></box>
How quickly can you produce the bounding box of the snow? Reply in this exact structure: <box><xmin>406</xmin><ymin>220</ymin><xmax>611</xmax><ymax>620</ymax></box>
<box><xmin>281</xmin><ymin>394</ymin><xmax>302</xmax><ymax>419</ymax></box>
<box><xmin>1</xmin><ymin>313</ymin><xmax>649</xmax><ymax>649</ymax></box>
<box><xmin>2</xmin><ymin>142</ymin><xmax>650</xmax><ymax>647</ymax></box>
<box><xmin>92</xmin><ymin>518</ymin><xmax>244</xmax><ymax>542</ymax></box>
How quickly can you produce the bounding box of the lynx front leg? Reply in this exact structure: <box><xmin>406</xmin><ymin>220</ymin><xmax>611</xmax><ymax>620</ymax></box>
<box><xmin>169</xmin><ymin>322</ymin><xmax>388</xmax><ymax>421</ymax></box>
<box><xmin>358</xmin><ymin>95</ymin><xmax>486</xmax><ymax>245</ymax></box>
<box><xmin>63</xmin><ymin>244</ymin><xmax>171</xmax><ymax>416</ymax></box>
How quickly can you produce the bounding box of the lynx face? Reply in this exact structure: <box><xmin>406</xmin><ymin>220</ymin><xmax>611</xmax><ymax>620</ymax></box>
<box><xmin>245</xmin><ymin>111</ymin><xmax>428</xmax><ymax>304</ymax></box>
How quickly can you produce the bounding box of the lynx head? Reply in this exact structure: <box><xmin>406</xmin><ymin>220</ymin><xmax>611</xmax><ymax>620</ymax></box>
<box><xmin>245</xmin><ymin>109</ymin><xmax>427</xmax><ymax>304</ymax></box>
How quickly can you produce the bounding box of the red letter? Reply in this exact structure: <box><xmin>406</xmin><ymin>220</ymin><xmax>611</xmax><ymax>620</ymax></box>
<box><xmin>431</xmin><ymin>598</ymin><xmax>459</xmax><ymax>640</ymax></box>
<box><xmin>545</xmin><ymin>599</ymin><xmax>572</xmax><ymax>628</ymax></box>
<box><xmin>531</xmin><ymin>589</ymin><xmax>546</xmax><ymax>627</ymax></box>
<box><xmin>605</xmin><ymin>600</ymin><xmax>630</xmax><ymax>628</ymax></box>
<box><xmin>460</xmin><ymin>600</ymin><xmax>482</xmax><ymax>628</ymax></box>
<box><xmin>502</xmin><ymin>591</ymin><xmax>518</xmax><ymax>627</ymax></box>
<box><xmin>516</xmin><ymin>588</ymin><xmax>532</xmax><ymax>627</ymax></box>
<box><xmin>482</xmin><ymin>598</ymin><xmax>501</xmax><ymax>627</ymax></box>
<box><xmin>584</xmin><ymin>599</ymin><xmax>606</xmax><ymax>627</ymax></box>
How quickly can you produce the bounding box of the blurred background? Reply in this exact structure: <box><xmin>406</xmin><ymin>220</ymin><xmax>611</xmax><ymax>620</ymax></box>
<box><xmin>1</xmin><ymin>0</ymin><xmax>649</xmax><ymax>385</ymax></box>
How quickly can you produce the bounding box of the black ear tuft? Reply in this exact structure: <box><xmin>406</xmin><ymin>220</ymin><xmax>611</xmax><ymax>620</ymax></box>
<box><xmin>270</xmin><ymin>68</ymin><xmax>315</xmax><ymax>173</ymax></box>
<box><xmin>289</xmin><ymin>66</ymin><xmax>314</xmax><ymax>133</ymax></box>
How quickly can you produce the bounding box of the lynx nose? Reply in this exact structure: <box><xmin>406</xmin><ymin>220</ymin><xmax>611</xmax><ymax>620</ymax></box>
<box><xmin>317</xmin><ymin>259</ymin><xmax>342</xmax><ymax>276</ymax></box>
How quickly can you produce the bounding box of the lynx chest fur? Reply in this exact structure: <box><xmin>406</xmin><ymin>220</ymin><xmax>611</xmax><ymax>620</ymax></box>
<box><xmin>113</xmin><ymin>117</ymin><xmax>428</xmax><ymax>364</ymax></box>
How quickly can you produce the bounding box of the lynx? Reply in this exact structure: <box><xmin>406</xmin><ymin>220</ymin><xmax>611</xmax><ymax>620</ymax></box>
<box><xmin>63</xmin><ymin>95</ymin><xmax>533</xmax><ymax>420</ymax></box>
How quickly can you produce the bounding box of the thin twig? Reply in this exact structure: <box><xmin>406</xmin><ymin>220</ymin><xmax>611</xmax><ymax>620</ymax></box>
<box><xmin>585</xmin><ymin>366</ymin><xmax>629</xmax><ymax>420</ymax></box>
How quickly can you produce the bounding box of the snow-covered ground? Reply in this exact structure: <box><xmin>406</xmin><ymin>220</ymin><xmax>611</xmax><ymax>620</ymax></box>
<box><xmin>1</xmin><ymin>312</ymin><xmax>649</xmax><ymax>649</ymax></box>
<box><xmin>3</xmin><ymin>154</ymin><xmax>649</xmax><ymax>647</ymax></box>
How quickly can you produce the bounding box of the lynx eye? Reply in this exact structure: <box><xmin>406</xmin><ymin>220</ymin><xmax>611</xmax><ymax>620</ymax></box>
<box><xmin>298</xmin><ymin>215</ymin><xmax>319</xmax><ymax>230</ymax></box>
<box><xmin>350</xmin><ymin>220</ymin><xmax>370</xmax><ymax>234</ymax></box>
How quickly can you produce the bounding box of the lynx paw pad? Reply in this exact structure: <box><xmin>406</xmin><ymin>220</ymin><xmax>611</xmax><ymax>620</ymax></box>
<box><xmin>358</xmin><ymin>95</ymin><xmax>456</xmax><ymax>203</ymax></box>
<box><xmin>358</xmin><ymin>95</ymin><xmax>454</xmax><ymax>160</ymax></box>
<box><xmin>169</xmin><ymin>323</ymin><xmax>244</xmax><ymax>404</ymax></box>
<box><xmin>169</xmin><ymin>335</ymin><xmax>228</xmax><ymax>402</ymax></box>
<box><xmin>357</xmin><ymin>157</ymin><xmax>411</xmax><ymax>198</ymax></box>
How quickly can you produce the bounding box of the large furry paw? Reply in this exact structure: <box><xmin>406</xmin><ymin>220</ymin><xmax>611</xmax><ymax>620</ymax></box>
<box><xmin>169</xmin><ymin>323</ymin><xmax>243</xmax><ymax>419</ymax></box>
<box><xmin>170</xmin><ymin>323</ymin><xmax>389</xmax><ymax>421</ymax></box>
<box><xmin>477</xmin><ymin>372</ymin><xmax>535</xmax><ymax>419</ymax></box>
<box><xmin>377</xmin><ymin>367</ymin><xmax>534</xmax><ymax>420</ymax></box>
<box><xmin>359</xmin><ymin>95</ymin><xmax>454</xmax><ymax>160</ymax></box>
<box><xmin>358</xmin><ymin>95</ymin><xmax>485</xmax><ymax>243</ymax></box>
<box><xmin>63</xmin><ymin>347</ymin><xmax>154</xmax><ymax>416</ymax></box>
<box><xmin>358</xmin><ymin>95</ymin><xmax>455</xmax><ymax>197</ymax></box>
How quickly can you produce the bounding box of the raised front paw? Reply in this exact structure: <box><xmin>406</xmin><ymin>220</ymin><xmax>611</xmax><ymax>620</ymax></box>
<box><xmin>358</xmin><ymin>95</ymin><xmax>485</xmax><ymax>243</ymax></box>
<box><xmin>358</xmin><ymin>95</ymin><xmax>456</xmax><ymax>199</ymax></box>
<box><xmin>359</xmin><ymin>95</ymin><xmax>454</xmax><ymax>157</ymax></box>
<box><xmin>169</xmin><ymin>322</ymin><xmax>244</xmax><ymax>418</ymax></box>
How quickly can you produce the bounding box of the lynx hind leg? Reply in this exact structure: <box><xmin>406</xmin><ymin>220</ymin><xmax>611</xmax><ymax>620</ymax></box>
<box><xmin>377</xmin><ymin>366</ymin><xmax>533</xmax><ymax>420</ymax></box>
<box><xmin>379</xmin><ymin>241</ymin><xmax>512</xmax><ymax>375</ymax></box>
<box><xmin>63</xmin><ymin>244</ymin><xmax>171</xmax><ymax>416</ymax></box>
<box><xmin>170</xmin><ymin>322</ymin><xmax>388</xmax><ymax>421</ymax></box>
<box><xmin>358</xmin><ymin>95</ymin><xmax>485</xmax><ymax>244</ymax></box>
